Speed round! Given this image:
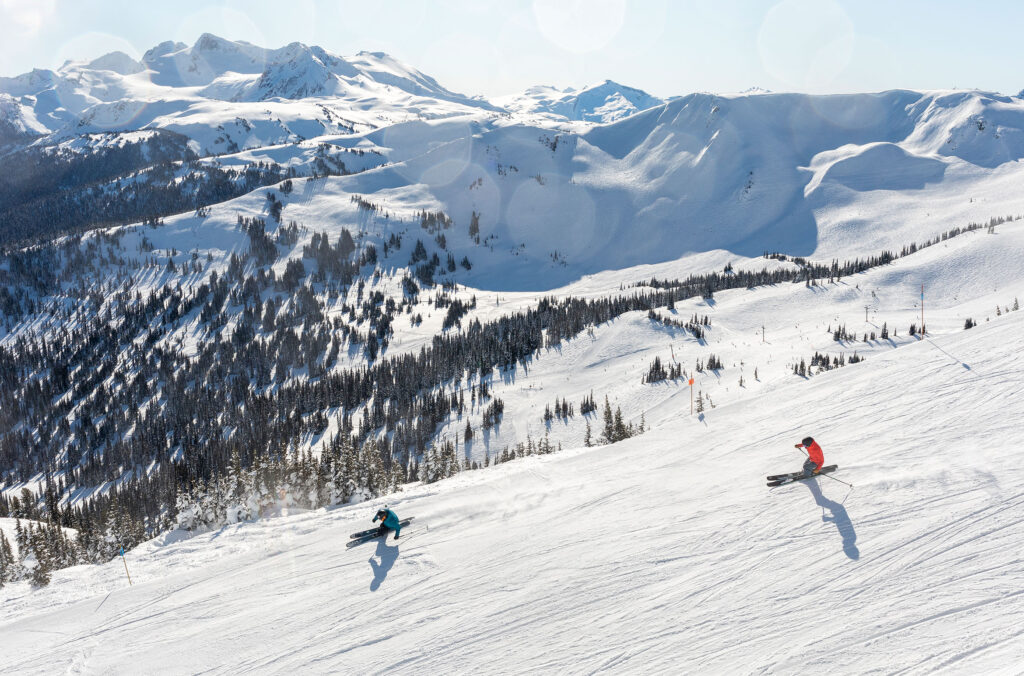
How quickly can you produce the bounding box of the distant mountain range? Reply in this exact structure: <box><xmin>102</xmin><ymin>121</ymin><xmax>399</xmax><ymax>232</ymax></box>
<box><xmin>0</xmin><ymin>34</ymin><xmax>669</xmax><ymax>151</ymax></box>
<box><xmin>3</xmin><ymin>33</ymin><xmax>1024</xmax><ymax>283</ymax></box>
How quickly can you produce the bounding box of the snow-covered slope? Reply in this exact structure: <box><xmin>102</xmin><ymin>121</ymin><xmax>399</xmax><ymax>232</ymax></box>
<box><xmin>2</xmin><ymin>155</ymin><xmax>1021</xmax><ymax>462</ymax></box>
<box><xmin>2</xmin><ymin>296</ymin><xmax>1022</xmax><ymax>673</ymax></box>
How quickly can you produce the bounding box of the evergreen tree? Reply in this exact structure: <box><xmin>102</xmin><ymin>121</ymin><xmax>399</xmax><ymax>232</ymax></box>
<box><xmin>14</xmin><ymin>519</ymin><xmax>28</xmax><ymax>561</ymax></box>
<box><xmin>602</xmin><ymin>396</ymin><xmax>615</xmax><ymax>443</ymax></box>
<box><xmin>613</xmin><ymin>407</ymin><xmax>627</xmax><ymax>442</ymax></box>
<box><xmin>0</xmin><ymin>530</ymin><xmax>14</xmax><ymax>585</ymax></box>
<box><xmin>29</xmin><ymin>524</ymin><xmax>52</xmax><ymax>586</ymax></box>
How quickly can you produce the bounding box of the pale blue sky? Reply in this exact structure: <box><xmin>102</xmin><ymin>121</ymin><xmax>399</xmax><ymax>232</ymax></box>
<box><xmin>1</xmin><ymin>0</ymin><xmax>1021</xmax><ymax>98</ymax></box>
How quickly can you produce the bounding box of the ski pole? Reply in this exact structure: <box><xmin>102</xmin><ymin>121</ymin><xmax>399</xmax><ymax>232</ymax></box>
<box><xmin>819</xmin><ymin>472</ymin><xmax>854</xmax><ymax>488</ymax></box>
<box><xmin>120</xmin><ymin>545</ymin><xmax>133</xmax><ymax>586</ymax></box>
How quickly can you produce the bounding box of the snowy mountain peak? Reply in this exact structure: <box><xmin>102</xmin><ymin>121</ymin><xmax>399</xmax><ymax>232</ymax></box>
<box><xmin>0</xmin><ymin>93</ymin><xmax>45</xmax><ymax>140</ymax></box>
<box><xmin>496</xmin><ymin>79</ymin><xmax>664</xmax><ymax>123</ymax></box>
<box><xmin>572</xmin><ymin>79</ymin><xmax>663</xmax><ymax>121</ymax></box>
<box><xmin>0</xmin><ymin>68</ymin><xmax>57</xmax><ymax>96</ymax></box>
<box><xmin>195</xmin><ymin>33</ymin><xmax>242</xmax><ymax>52</ymax></box>
<box><xmin>191</xmin><ymin>33</ymin><xmax>267</xmax><ymax>65</ymax></box>
<box><xmin>141</xmin><ymin>40</ymin><xmax>187</xmax><ymax>63</ymax></box>
<box><xmin>346</xmin><ymin>50</ymin><xmax>489</xmax><ymax>108</ymax></box>
<box><xmin>85</xmin><ymin>51</ymin><xmax>145</xmax><ymax>76</ymax></box>
<box><xmin>249</xmin><ymin>43</ymin><xmax>350</xmax><ymax>100</ymax></box>
<box><xmin>139</xmin><ymin>34</ymin><xmax>269</xmax><ymax>87</ymax></box>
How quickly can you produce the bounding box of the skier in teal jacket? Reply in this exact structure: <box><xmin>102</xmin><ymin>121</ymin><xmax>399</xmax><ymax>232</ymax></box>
<box><xmin>373</xmin><ymin>507</ymin><xmax>402</xmax><ymax>539</ymax></box>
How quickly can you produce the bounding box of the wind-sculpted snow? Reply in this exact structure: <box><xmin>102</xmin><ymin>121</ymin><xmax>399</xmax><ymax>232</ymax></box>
<box><xmin>813</xmin><ymin>143</ymin><xmax>947</xmax><ymax>192</ymax></box>
<box><xmin>2</xmin><ymin>300</ymin><xmax>1023</xmax><ymax>674</ymax></box>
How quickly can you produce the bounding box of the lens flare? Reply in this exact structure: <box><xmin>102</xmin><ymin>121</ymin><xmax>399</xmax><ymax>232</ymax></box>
<box><xmin>757</xmin><ymin>0</ymin><xmax>855</xmax><ymax>91</ymax></box>
<box><xmin>0</xmin><ymin>0</ymin><xmax>55</xmax><ymax>35</ymax></box>
<box><xmin>171</xmin><ymin>6</ymin><xmax>269</xmax><ymax>86</ymax></box>
<box><xmin>383</xmin><ymin>118</ymin><xmax>475</xmax><ymax>189</ymax></box>
<box><xmin>532</xmin><ymin>0</ymin><xmax>626</xmax><ymax>55</ymax></box>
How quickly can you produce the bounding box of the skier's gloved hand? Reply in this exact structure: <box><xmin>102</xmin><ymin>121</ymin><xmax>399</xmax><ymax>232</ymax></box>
<box><xmin>794</xmin><ymin>444</ymin><xmax>803</xmax><ymax>449</ymax></box>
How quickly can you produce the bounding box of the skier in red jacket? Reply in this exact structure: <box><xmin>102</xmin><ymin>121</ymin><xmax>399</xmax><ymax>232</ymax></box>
<box><xmin>796</xmin><ymin>436</ymin><xmax>824</xmax><ymax>477</ymax></box>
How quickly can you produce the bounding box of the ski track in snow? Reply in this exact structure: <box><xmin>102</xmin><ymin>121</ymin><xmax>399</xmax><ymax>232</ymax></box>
<box><xmin>3</xmin><ymin>309</ymin><xmax>1024</xmax><ymax>673</ymax></box>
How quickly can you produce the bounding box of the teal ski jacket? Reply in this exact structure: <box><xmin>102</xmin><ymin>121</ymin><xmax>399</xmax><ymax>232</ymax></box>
<box><xmin>374</xmin><ymin>509</ymin><xmax>401</xmax><ymax>536</ymax></box>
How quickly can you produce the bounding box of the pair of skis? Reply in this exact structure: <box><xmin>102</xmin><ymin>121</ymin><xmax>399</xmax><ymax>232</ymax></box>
<box><xmin>766</xmin><ymin>464</ymin><xmax>838</xmax><ymax>487</ymax></box>
<box><xmin>346</xmin><ymin>517</ymin><xmax>414</xmax><ymax>547</ymax></box>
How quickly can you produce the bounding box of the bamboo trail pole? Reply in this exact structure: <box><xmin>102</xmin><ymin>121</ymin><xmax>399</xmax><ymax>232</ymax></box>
<box><xmin>120</xmin><ymin>546</ymin><xmax>132</xmax><ymax>586</ymax></box>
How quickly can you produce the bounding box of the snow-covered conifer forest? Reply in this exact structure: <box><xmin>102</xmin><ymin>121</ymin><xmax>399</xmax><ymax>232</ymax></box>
<box><xmin>2</xmin><ymin>34</ymin><xmax>1023</xmax><ymax>673</ymax></box>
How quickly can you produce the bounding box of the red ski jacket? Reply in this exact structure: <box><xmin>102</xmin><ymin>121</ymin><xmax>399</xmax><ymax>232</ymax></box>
<box><xmin>802</xmin><ymin>440</ymin><xmax>824</xmax><ymax>469</ymax></box>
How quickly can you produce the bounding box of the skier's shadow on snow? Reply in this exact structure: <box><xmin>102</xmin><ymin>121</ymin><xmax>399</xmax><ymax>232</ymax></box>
<box><xmin>369</xmin><ymin>537</ymin><xmax>400</xmax><ymax>591</ymax></box>
<box><xmin>805</xmin><ymin>480</ymin><xmax>859</xmax><ymax>560</ymax></box>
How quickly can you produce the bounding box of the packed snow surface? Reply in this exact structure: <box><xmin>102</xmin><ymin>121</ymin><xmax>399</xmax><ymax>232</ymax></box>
<box><xmin>2</xmin><ymin>294</ymin><xmax>1022</xmax><ymax>673</ymax></box>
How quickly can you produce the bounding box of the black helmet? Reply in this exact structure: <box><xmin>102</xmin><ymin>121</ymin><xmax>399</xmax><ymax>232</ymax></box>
<box><xmin>376</xmin><ymin>508</ymin><xmax>388</xmax><ymax>518</ymax></box>
<box><xmin>802</xmin><ymin>436</ymin><xmax>815</xmax><ymax>447</ymax></box>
